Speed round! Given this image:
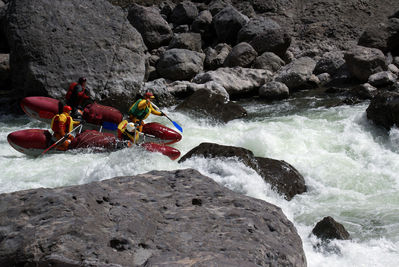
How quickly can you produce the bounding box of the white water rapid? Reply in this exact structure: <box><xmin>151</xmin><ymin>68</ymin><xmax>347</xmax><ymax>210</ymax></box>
<box><xmin>1</xmin><ymin>98</ymin><xmax>399</xmax><ymax>266</ymax></box>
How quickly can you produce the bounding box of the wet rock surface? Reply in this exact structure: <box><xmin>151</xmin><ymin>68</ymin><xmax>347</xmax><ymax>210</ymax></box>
<box><xmin>312</xmin><ymin>216</ymin><xmax>350</xmax><ymax>241</ymax></box>
<box><xmin>0</xmin><ymin>169</ymin><xmax>306</xmax><ymax>267</ymax></box>
<box><xmin>176</xmin><ymin>89</ymin><xmax>247</xmax><ymax>122</ymax></box>
<box><xmin>179</xmin><ymin>143</ymin><xmax>307</xmax><ymax>200</ymax></box>
<box><xmin>366</xmin><ymin>91</ymin><xmax>399</xmax><ymax>130</ymax></box>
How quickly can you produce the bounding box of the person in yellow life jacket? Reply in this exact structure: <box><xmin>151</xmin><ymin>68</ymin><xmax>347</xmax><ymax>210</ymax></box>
<box><xmin>127</xmin><ymin>92</ymin><xmax>165</xmax><ymax>131</ymax></box>
<box><xmin>117</xmin><ymin>120</ymin><xmax>139</xmax><ymax>147</ymax></box>
<box><xmin>50</xmin><ymin>105</ymin><xmax>80</xmax><ymax>151</ymax></box>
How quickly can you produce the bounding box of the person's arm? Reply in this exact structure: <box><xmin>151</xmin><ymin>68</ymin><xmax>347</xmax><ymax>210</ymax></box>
<box><xmin>149</xmin><ymin>102</ymin><xmax>162</xmax><ymax>116</ymax></box>
<box><xmin>137</xmin><ymin>99</ymin><xmax>148</xmax><ymax>110</ymax></box>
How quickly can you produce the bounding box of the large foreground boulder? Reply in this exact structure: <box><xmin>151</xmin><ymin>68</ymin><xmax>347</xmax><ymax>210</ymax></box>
<box><xmin>179</xmin><ymin>143</ymin><xmax>307</xmax><ymax>200</ymax></box>
<box><xmin>157</xmin><ymin>48</ymin><xmax>205</xmax><ymax>81</ymax></box>
<box><xmin>193</xmin><ymin>67</ymin><xmax>271</xmax><ymax>98</ymax></box>
<box><xmin>275</xmin><ymin>57</ymin><xmax>317</xmax><ymax>91</ymax></box>
<box><xmin>237</xmin><ymin>17</ymin><xmax>291</xmax><ymax>58</ymax></box>
<box><xmin>176</xmin><ymin>89</ymin><xmax>247</xmax><ymax>122</ymax></box>
<box><xmin>6</xmin><ymin>0</ymin><xmax>147</xmax><ymax>107</ymax></box>
<box><xmin>344</xmin><ymin>46</ymin><xmax>388</xmax><ymax>82</ymax></box>
<box><xmin>127</xmin><ymin>4</ymin><xmax>172</xmax><ymax>50</ymax></box>
<box><xmin>0</xmin><ymin>169</ymin><xmax>307</xmax><ymax>266</ymax></box>
<box><xmin>366</xmin><ymin>91</ymin><xmax>399</xmax><ymax>130</ymax></box>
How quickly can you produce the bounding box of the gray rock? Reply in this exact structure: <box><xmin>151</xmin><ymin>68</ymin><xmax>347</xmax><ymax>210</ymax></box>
<box><xmin>0</xmin><ymin>53</ymin><xmax>9</xmax><ymax>89</ymax></box>
<box><xmin>179</xmin><ymin>143</ymin><xmax>307</xmax><ymax>200</ymax></box>
<box><xmin>176</xmin><ymin>89</ymin><xmax>247</xmax><ymax>123</ymax></box>
<box><xmin>208</xmin><ymin>0</ymin><xmax>227</xmax><ymax>16</ymax></box>
<box><xmin>213</xmin><ymin>5</ymin><xmax>249</xmax><ymax>45</ymax></box>
<box><xmin>238</xmin><ymin>17</ymin><xmax>291</xmax><ymax>58</ymax></box>
<box><xmin>367</xmin><ymin>91</ymin><xmax>399</xmax><ymax>130</ymax></box>
<box><xmin>368</xmin><ymin>71</ymin><xmax>397</xmax><ymax>87</ymax></box>
<box><xmin>223</xmin><ymin>42</ymin><xmax>257</xmax><ymax>68</ymax></box>
<box><xmin>159</xmin><ymin>0</ymin><xmax>175</xmax><ymax>20</ymax></box>
<box><xmin>252</xmin><ymin>52</ymin><xmax>285</xmax><ymax>72</ymax></box>
<box><xmin>127</xmin><ymin>4</ymin><xmax>172</xmax><ymax>50</ymax></box>
<box><xmin>313</xmin><ymin>51</ymin><xmax>346</xmax><ymax>76</ymax></box>
<box><xmin>259</xmin><ymin>81</ymin><xmax>289</xmax><ymax>100</ymax></box>
<box><xmin>6</xmin><ymin>0</ymin><xmax>146</xmax><ymax>111</ymax></box>
<box><xmin>167</xmin><ymin>80</ymin><xmax>229</xmax><ymax>99</ymax></box>
<box><xmin>344</xmin><ymin>46</ymin><xmax>388</xmax><ymax>82</ymax></box>
<box><xmin>147</xmin><ymin>65</ymin><xmax>159</xmax><ymax>81</ymax></box>
<box><xmin>172</xmin><ymin>24</ymin><xmax>190</xmax><ymax>33</ymax></box>
<box><xmin>157</xmin><ymin>48</ymin><xmax>205</xmax><ymax>81</ymax></box>
<box><xmin>312</xmin><ymin>216</ymin><xmax>350</xmax><ymax>241</ymax></box>
<box><xmin>317</xmin><ymin>73</ymin><xmax>332</xmax><ymax>85</ymax></box>
<box><xmin>275</xmin><ymin>57</ymin><xmax>317</xmax><ymax>91</ymax></box>
<box><xmin>193</xmin><ymin>67</ymin><xmax>272</xmax><ymax>98</ymax></box>
<box><xmin>204</xmin><ymin>43</ymin><xmax>232</xmax><ymax>70</ymax></box>
<box><xmin>0</xmin><ymin>2</ymin><xmax>8</xmax><ymax>53</ymax></box>
<box><xmin>0</xmin><ymin>169</ymin><xmax>307</xmax><ymax>266</ymax></box>
<box><xmin>141</xmin><ymin>78</ymin><xmax>176</xmax><ymax>106</ymax></box>
<box><xmin>388</xmin><ymin>63</ymin><xmax>399</xmax><ymax>74</ymax></box>
<box><xmin>168</xmin><ymin>32</ymin><xmax>202</xmax><ymax>52</ymax></box>
<box><xmin>170</xmin><ymin>1</ymin><xmax>198</xmax><ymax>25</ymax></box>
<box><xmin>192</xmin><ymin>10</ymin><xmax>212</xmax><ymax>33</ymax></box>
<box><xmin>394</xmin><ymin>57</ymin><xmax>399</xmax><ymax>67</ymax></box>
<box><xmin>350</xmin><ymin>83</ymin><xmax>378</xmax><ymax>100</ymax></box>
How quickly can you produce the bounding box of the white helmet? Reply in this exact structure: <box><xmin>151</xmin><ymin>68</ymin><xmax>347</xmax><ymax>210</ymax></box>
<box><xmin>126</xmin><ymin>122</ymin><xmax>136</xmax><ymax>132</ymax></box>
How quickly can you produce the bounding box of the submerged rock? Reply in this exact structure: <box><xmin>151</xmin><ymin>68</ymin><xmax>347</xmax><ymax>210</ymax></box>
<box><xmin>6</xmin><ymin>0</ymin><xmax>147</xmax><ymax>109</ymax></box>
<box><xmin>312</xmin><ymin>216</ymin><xmax>350</xmax><ymax>241</ymax></box>
<box><xmin>179</xmin><ymin>143</ymin><xmax>307</xmax><ymax>200</ymax></box>
<box><xmin>176</xmin><ymin>89</ymin><xmax>247</xmax><ymax>122</ymax></box>
<box><xmin>193</xmin><ymin>67</ymin><xmax>271</xmax><ymax>98</ymax></box>
<box><xmin>366</xmin><ymin>91</ymin><xmax>399</xmax><ymax>130</ymax></box>
<box><xmin>344</xmin><ymin>46</ymin><xmax>387</xmax><ymax>82</ymax></box>
<box><xmin>0</xmin><ymin>169</ymin><xmax>307</xmax><ymax>267</ymax></box>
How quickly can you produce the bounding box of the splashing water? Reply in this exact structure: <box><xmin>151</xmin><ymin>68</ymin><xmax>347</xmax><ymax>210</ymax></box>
<box><xmin>1</xmin><ymin>98</ymin><xmax>399</xmax><ymax>266</ymax></box>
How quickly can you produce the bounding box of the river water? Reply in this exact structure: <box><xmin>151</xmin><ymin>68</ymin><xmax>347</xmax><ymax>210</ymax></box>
<box><xmin>1</xmin><ymin>94</ymin><xmax>399</xmax><ymax>266</ymax></box>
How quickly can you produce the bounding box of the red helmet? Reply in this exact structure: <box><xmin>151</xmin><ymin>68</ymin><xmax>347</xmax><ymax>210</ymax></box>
<box><xmin>144</xmin><ymin>92</ymin><xmax>155</xmax><ymax>99</ymax></box>
<box><xmin>63</xmin><ymin>105</ymin><xmax>72</xmax><ymax>113</ymax></box>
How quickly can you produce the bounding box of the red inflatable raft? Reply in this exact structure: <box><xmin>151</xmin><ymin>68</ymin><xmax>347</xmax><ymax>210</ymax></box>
<box><xmin>7</xmin><ymin>129</ymin><xmax>181</xmax><ymax>160</ymax></box>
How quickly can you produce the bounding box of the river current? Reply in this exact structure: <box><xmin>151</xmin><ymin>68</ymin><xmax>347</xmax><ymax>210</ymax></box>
<box><xmin>1</xmin><ymin>95</ymin><xmax>399</xmax><ymax>266</ymax></box>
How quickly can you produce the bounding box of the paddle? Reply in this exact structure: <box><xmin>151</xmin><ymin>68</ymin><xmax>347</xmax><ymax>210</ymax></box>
<box><xmin>41</xmin><ymin>124</ymin><xmax>82</xmax><ymax>156</ymax></box>
<box><xmin>150</xmin><ymin>101</ymin><xmax>183</xmax><ymax>133</ymax></box>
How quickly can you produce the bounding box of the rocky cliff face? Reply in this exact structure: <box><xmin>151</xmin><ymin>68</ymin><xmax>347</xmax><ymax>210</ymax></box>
<box><xmin>0</xmin><ymin>169</ymin><xmax>306</xmax><ymax>267</ymax></box>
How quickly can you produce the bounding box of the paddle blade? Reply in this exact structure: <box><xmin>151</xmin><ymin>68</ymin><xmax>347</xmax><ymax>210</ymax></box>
<box><xmin>102</xmin><ymin>121</ymin><xmax>118</xmax><ymax>131</ymax></box>
<box><xmin>172</xmin><ymin>121</ymin><xmax>183</xmax><ymax>133</ymax></box>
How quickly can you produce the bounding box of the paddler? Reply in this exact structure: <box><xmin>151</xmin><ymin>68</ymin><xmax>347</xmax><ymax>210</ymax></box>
<box><xmin>50</xmin><ymin>105</ymin><xmax>80</xmax><ymax>151</ymax></box>
<box><xmin>127</xmin><ymin>92</ymin><xmax>165</xmax><ymax>132</ymax></box>
<box><xmin>117</xmin><ymin>120</ymin><xmax>140</xmax><ymax>147</ymax></box>
<box><xmin>65</xmin><ymin>77</ymin><xmax>91</xmax><ymax>119</ymax></box>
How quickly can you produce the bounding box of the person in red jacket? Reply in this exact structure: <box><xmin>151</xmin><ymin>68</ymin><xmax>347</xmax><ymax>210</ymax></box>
<box><xmin>66</xmin><ymin>77</ymin><xmax>90</xmax><ymax>118</ymax></box>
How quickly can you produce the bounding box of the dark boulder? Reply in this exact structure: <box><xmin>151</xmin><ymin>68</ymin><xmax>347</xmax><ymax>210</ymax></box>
<box><xmin>0</xmin><ymin>169</ymin><xmax>307</xmax><ymax>267</ymax></box>
<box><xmin>204</xmin><ymin>43</ymin><xmax>231</xmax><ymax>70</ymax></box>
<box><xmin>237</xmin><ymin>17</ymin><xmax>291</xmax><ymax>58</ymax></box>
<box><xmin>192</xmin><ymin>10</ymin><xmax>214</xmax><ymax>45</ymax></box>
<box><xmin>312</xmin><ymin>216</ymin><xmax>350</xmax><ymax>241</ymax></box>
<box><xmin>344</xmin><ymin>46</ymin><xmax>388</xmax><ymax>82</ymax></box>
<box><xmin>173</xmin><ymin>24</ymin><xmax>190</xmax><ymax>33</ymax></box>
<box><xmin>275</xmin><ymin>57</ymin><xmax>317</xmax><ymax>91</ymax></box>
<box><xmin>259</xmin><ymin>81</ymin><xmax>289</xmax><ymax>100</ymax></box>
<box><xmin>252</xmin><ymin>52</ymin><xmax>285</xmax><ymax>72</ymax></box>
<box><xmin>313</xmin><ymin>51</ymin><xmax>346</xmax><ymax>76</ymax></box>
<box><xmin>170</xmin><ymin>1</ymin><xmax>198</xmax><ymax>25</ymax></box>
<box><xmin>0</xmin><ymin>2</ymin><xmax>9</xmax><ymax>53</ymax></box>
<box><xmin>157</xmin><ymin>48</ymin><xmax>205</xmax><ymax>81</ymax></box>
<box><xmin>213</xmin><ymin>5</ymin><xmax>249</xmax><ymax>45</ymax></box>
<box><xmin>208</xmin><ymin>0</ymin><xmax>227</xmax><ymax>16</ymax></box>
<box><xmin>366</xmin><ymin>91</ymin><xmax>399</xmax><ymax>130</ymax></box>
<box><xmin>350</xmin><ymin>83</ymin><xmax>378</xmax><ymax>100</ymax></box>
<box><xmin>127</xmin><ymin>4</ymin><xmax>173</xmax><ymax>50</ymax></box>
<box><xmin>168</xmin><ymin>32</ymin><xmax>202</xmax><ymax>52</ymax></box>
<box><xmin>223</xmin><ymin>42</ymin><xmax>257</xmax><ymax>68</ymax></box>
<box><xmin>179</xmin><ymin>143</ymin><xmax>307</xmax><ymax>200</ymax></box>
<box><xmin>255</xmin><ymin>157</ymin><xmax>307</xmax><ymax>201</ymax></box>
<box><xmin>159</xmin><ymin>0</ymin><xmax>175</xmax><ymax>20</ymax></box>
<box><xmin>6</xmin><ymin>0</ymin><xmax>146</xmax><ymax>110</ymax></box>
<box><xmin>0</xmin><ymin>53</ymin><xmax>9</xmax><ymax>89</ymax></box>
<box><xmin>175</xmin><ymin>89</ymin><xmax>247</xmax><ymax>123</ymax></box>
<box><xmin>368</xmin><ymin>71</ymin><xmax>397</xmax><ymax>87</ymax></box>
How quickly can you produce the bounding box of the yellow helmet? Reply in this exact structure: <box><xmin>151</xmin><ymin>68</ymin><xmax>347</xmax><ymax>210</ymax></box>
<box><xmin>126</xmin><ymin>122</ymin><xmax>135</xmax><ymax>132</ymax></box>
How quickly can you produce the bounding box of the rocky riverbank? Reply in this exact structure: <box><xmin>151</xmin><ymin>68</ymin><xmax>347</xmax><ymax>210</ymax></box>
<box><xmin>0</xmin><ymin>169</ymin><xmax>306</xmax><ymax>266</ymax></box>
